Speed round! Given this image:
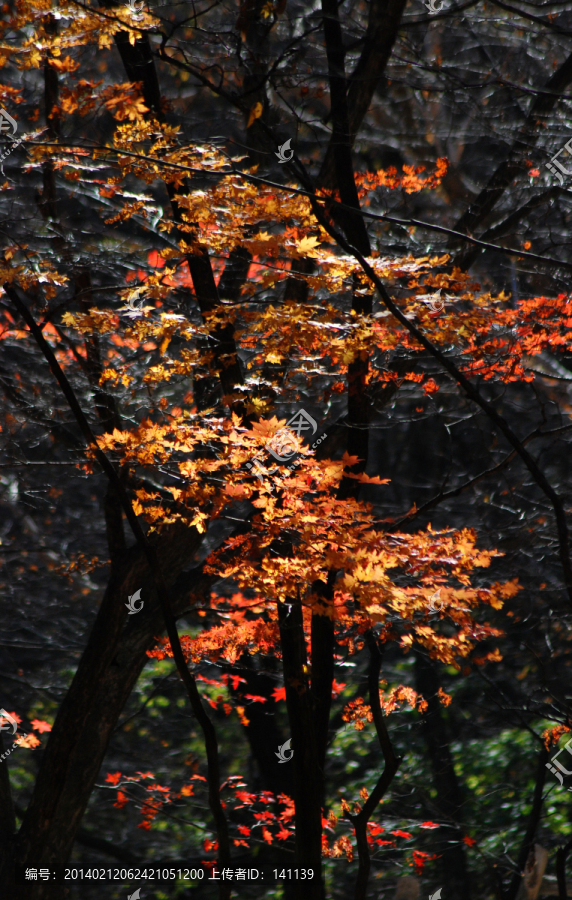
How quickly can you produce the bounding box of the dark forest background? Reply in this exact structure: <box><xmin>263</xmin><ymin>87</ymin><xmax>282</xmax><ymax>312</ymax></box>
<box><xmin>2</xmin><ymin>0</ymin><xmax>572</xmax><ymax>898</ymax></box>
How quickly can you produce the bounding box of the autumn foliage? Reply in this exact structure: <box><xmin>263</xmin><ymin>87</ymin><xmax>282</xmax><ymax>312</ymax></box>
<box><xmin>1</xmin><ymin>1</ymin><xmax>572</xmax><ymax>899</ymax></box>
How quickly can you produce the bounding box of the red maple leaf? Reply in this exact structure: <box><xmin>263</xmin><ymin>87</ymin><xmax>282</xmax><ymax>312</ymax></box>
<box><xmin>105</xmin><ymin>771</ymin><xmax>122</xmax><ymax>785</ymax></box>
<box><xmin>113</xmin><ymin>790</ymin><xmax>129</xmax><ymax>808</ymax></box>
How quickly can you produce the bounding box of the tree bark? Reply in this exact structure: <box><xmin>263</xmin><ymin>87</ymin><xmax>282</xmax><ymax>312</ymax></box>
<box><xmin>505</xmin><ymin>746</ymin><xmax>548</xmax><ymax>900</ymax></box>
<box><xmin>557</xmin><ymin>838</ymin><xmax>572</xmax><ymax>900</ymax></box>
<box><xmin>414</xmin><ymin>649</ymin><xmax>471</xmax><ymax>900</ymax></box>
<box><xmin>348</xmin><ymin>631</ymin><xmax>399</xmax><ymax>900</ymax></box>
<box><xmin>321</xmin><ymin>0</ymin><xmax>373</xmax><ymax>500</ymax></box>
<box><xmin>7</xmin><ymin>545</ymin><xmax>211</xmax><ymax>899</ymax></box>
<box><xmin>279</xmin><ymin>595</ymin><xmax>326</xmax><ymax>900</ymax></box>
<box><xmin>40</xmin><ymin>13</ymin><xmax>60</xmax><ymax>223</ymax></box>
<box><xmin>318</xmin><ymin>0</ymin><xmax>408</xmax><ymax>190</ymax></box>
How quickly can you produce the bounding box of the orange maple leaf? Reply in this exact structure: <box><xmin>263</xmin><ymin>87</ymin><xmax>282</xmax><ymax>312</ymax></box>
<box><xmin>30</xmin><ymin>719</ymin><xmax>52</xmax><ymax>733</ymax></box>
<box><xmin>15</xmin><ymin>733</ymin><xmax>40</xmax><ymax>749</ymax></box>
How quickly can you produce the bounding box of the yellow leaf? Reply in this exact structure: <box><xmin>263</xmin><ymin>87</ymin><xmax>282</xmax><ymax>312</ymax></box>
<box><xmin>295</xmin><ymin>235</ymin><xmax>321</xmax><ymax>256</ymax></box>
<box><xmin>28</xmin><ymin>50</ymin><xmax>42</xmax><ymax>68</ymax></box>
<box><xmin>191</xmin><ymin>513</ymin><xmax>208</xmax><ymax>533</ymax></box>
<box><xmin>15</xmin><ymin>733</ymin><xmax>41</xmax><ymax>749</ymax></box>
<box><xmin>247</xmin><ymin>102</ymin><xmax>263</xmax><ymax>128</ymax></box>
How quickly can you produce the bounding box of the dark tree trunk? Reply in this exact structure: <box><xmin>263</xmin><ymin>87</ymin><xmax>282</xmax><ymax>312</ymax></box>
<box><xmin>414</xmin><ymin>649</ymin><xmax>472</xmax><ymax>900</ymax></box>
<box><xmin>3</xmin><ymin>534</ymin><xmax>211</xmax><ymax>899</ymax></box>
<box><xmin>279</xmin><ymin>596</ymin><xmax>327</xmax><ymax>900</ymax></box>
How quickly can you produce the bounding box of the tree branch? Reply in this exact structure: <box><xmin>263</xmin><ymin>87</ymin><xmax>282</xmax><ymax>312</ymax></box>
<box><xmin>303</xmin><ymin>200</ymin><xmax>572</xmax><ymax>604</ymax></box>
<box><xmin>6</xmin><ymin>285</ymin><xmax>231</xmax><ymax>899</ymax></box>
<box><xmin>43</xmin><ymin>141</ymin><xmax>572</xmax><ymax>273</ymax></box>
<box><xmin>97</xmin><ymin>0</ymin><xmax>243</xmax><ymax>403</ymax></box>
<box><xmin>346</xmin><ymin>630</ymin><xmax>400</xmax><ymax>900</ymax></box>
<box><xmin>452</xmin><ymin>47</ymin><xmax>572</xmax><ymax>269</ymax></box>
<box><xmin>389</xmin><ymin>422</ymin><xmax>572</xmax><ymax>532</ymax></box>
<box><xmin>74</xmin><ymin>270</ymin><xmax>126</xmax><ymax>566</ymax></box>
<box><xmin>319</xmin><ymin>0</ymin><xmax>408</xmax><ymax>189</ymax></box>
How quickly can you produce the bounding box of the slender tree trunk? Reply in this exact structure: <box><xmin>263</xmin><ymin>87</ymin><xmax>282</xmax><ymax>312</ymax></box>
<box><xmin>279</xmin><ymin>596</ymin><xmax>327</xmax><ymax>900</ymax></box>
<box><xmin>505</xmin><ymin>747</ymin><xmax>548</xmax><ymax>900</ymax></box>
<box><xmin>557</xmin><ymin>838</ymin><xmax>572</xmax><ymax>899</ymax></box>
<box><xmin>40</xmin><ymin>14</ymin><xmax>59</xmax><ymax>222</ymax></box>
<box><xmin>348</xmin><ymin>632</ymin><xmax>399</xmax><ymax>900</ymax></box>
<box><xmin>321</xmin><ymin>0</ymin><xmax>373</xmax><ymax>501</ymax></box>
<box><xmin>414</xmin><ymin>649</ymin><xmax>472</xmax><ymax>900</ymax></box>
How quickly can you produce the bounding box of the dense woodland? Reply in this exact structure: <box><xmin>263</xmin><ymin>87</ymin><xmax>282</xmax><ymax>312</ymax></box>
<box><xmin>1</xmin><ymin>0</ymin><xmax>572</xmax><ymax>898</ymax></box>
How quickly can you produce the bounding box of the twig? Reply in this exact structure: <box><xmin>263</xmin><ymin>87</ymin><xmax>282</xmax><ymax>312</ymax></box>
<box><xmin>389</xmin><ymin>422</ymin><xmax>572</xmax><ymax>531</ymax></box>
<box><xmin>26</xmin><ymin>138</ymin><xmax>572</xmax><ymax>273</ymax></box>
<box><xmin>345</xmin><ymin>631</ymin><xmax>400</xmax><ymax>900</ymax></box>
<box><xmin>303</xmin><ymin>199</ymin><xmax>572</xmax><ymax>604</ymax></box>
